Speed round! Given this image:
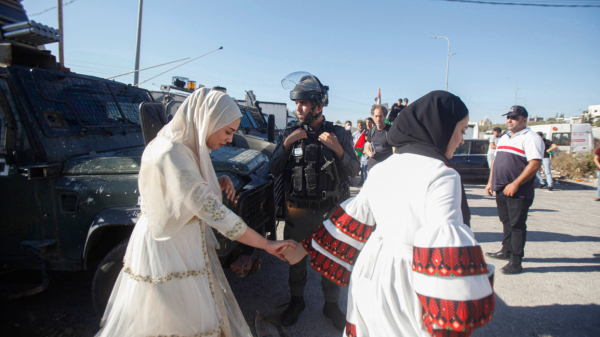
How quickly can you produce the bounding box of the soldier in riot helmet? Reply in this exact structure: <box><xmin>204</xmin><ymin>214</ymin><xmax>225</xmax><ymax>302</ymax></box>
<box><xmin>270</xmin><ymin>72</ymin><xmax>360</xmax><ymax>330</ymax></box>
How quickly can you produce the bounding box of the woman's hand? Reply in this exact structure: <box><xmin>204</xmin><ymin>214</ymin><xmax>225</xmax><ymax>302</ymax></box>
<box><xmin>218</xmin><ymin>175</ymin><xmax>236</xmax><ymax>201</ymax></box>
<box><xmin>265</xmin><ymin>240</ymin><xmax>298</xmax><ymax>261</ymax></box>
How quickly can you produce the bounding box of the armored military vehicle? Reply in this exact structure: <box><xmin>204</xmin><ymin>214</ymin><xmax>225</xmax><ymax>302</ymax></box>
<box><xmin>0</xmin><ymin>0</ymin><xmax>276</xmax><ymax>316</ymax></box>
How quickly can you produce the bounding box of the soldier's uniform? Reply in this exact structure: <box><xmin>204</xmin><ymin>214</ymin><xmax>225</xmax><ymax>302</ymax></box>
<box><xmin>270</xmin><ymin>117</ymin><xmax>359</xmax><ymax>302</ymax></box>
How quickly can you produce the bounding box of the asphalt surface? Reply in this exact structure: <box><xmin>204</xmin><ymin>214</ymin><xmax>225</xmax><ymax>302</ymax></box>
<box><xmin>1</xmin><ymin>179</ymin><xmax>599</xmax><ymax>337</ymax></box>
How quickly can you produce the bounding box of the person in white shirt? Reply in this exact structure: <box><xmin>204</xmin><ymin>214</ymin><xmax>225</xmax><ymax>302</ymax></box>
<box><xmin>487</xmin><ymin>127</ymin><xmax>502</xmax><ymax>168</ymax></box>
<box><xmin>302</xmin><ymin>91</ymin><xmax>494</xmax><ymax>337</ymax></box>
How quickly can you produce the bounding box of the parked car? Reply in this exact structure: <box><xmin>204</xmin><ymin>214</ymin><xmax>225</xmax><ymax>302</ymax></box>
<box><xmin>450</xmin><ymin>139</ymin><xmax>490</xmax><ymax>179</ymax></box>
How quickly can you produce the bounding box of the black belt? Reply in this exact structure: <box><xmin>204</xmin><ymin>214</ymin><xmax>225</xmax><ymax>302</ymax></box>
<box><xmin>287</xmin><ymin>197</ymin><xmax>335</xmax><ymax>210</ymax></box>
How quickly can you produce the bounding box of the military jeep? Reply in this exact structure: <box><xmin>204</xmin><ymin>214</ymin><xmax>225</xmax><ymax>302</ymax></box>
<box><xmin>0</xmin><ymin>4</ymin><xmax>276</xmax><ymax>317</ymax></box>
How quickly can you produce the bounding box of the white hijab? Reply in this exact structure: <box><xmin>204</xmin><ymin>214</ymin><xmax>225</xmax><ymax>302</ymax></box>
<box><xmin>139</xmin><ymin>88</ymin><xmax>242</xmax><ymax>239</ymax></box>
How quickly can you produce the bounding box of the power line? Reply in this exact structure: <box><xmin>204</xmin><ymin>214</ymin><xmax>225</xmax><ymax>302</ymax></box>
<box><xmin>439</xmin><ymin>0</ymin><xmax>600</xmax><ymax>7</ymax></box>
<box><xmin>135</xmin><ymin>46</ymin><xmax>223</xmax><ymax>87</ymax></box>
<box><xmin>29</xmin><ymin>0</ymin><xmax>81</xmax><ymax>16</ymax></box>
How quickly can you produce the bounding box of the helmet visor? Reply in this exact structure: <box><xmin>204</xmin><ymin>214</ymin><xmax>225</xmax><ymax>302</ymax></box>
<box><xmin>281</xmin><ymin>71</ymin><xmax>322</xmax><ymax>92</ymax></box>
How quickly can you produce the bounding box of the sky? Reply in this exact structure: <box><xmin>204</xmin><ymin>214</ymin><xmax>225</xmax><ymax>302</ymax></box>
<box><xmin>23</xmin><ymin>0</ymin><xmax>600</xmax><ymax>125</ymax></box>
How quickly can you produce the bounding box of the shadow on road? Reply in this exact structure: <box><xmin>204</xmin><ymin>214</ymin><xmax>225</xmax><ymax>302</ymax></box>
<box><xmin>475</xmin><ymin>231</ymin><xmax>600</xmax><ymax>243</ymax></box>
<box><xmin>524</xmin><ymin>265</ymin><xmax>600</xmax><ymax>273</ymax></box>
<box><xmin>476</xmin><ymin>295</ymin><xmax>600</xmax><ymax>337</ymax></box>
<box><xmin>470</xmin><ymin>206</ymin><xmax>557</xmax><ymax>217</ymax></box>
<box><xmin>525</xmin><ymin>256</ymin><xmax>600</xmax><ymax>264</ymax></box>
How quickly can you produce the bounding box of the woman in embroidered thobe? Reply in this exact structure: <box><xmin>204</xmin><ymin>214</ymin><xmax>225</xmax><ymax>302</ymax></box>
<box><xmin>98</xmin><ymin>88</ymin><xmax>295</xmax><ymax>337</ymax></box>
<box><xmin>303</xmin><ymin>91</ymin><xmax>495</xmax><ymax>336</ymax></box>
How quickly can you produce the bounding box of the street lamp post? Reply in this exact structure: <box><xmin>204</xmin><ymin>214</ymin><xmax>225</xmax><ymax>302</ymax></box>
<box><xmin>506</xmin><ymin>77</ymin><xmax>518</xmax><ymax>105</ymax></box>
<box><xmin>432</xmin><ymin>36</ymin><xmax>456</xmax><ymax>91</ymax></box>
<box><xmin>133</xmin><ymin>0</ymin><xmax>144</xmax><ymax>86</ymax></box>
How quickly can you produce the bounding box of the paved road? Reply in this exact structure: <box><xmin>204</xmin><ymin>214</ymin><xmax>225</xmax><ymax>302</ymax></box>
<box><xmin>2</xmin><ymin>180</ymin><xmax>599</xmax><ymax>337</ymax></box>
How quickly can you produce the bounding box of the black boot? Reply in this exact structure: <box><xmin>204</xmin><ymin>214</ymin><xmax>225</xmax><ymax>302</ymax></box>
<box><xmin>280</xmin><ymin>296</ymin><xmax>305</xmax><ymax>326</ymax></box>
<box><xmin>485</xmin><ymin>250</ymin><xmax>511</xmax><ymax>260</ymax></box>
<box><xmin>323</xmin><ymin>301</ymin><xmax>346</xmax><ymax>331</ymax></box>
<box><xmin>501</xmin><ymin>259</ymin><xmax>523</xmax><ymax>275</ymax></box>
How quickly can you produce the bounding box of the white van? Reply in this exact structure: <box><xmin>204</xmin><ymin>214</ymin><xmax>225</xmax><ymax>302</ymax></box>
<box><xmin>528</xmin><ymin>124</ymin><xmax>593</xmax><ymax>154</ymax></box>
<box><xmin>465</xmin><ymin>122</ymin><xmax>480</xmax><ymax>139</ymax></box>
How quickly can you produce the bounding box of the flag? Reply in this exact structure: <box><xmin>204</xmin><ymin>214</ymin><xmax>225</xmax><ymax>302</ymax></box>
<box><xmin>354</xmin><ymin>130</ymin><xmax>366</xmax><ymax>151</ymax></box>
<box><xmin>377</xmin><ymin>89</ymin><xmax>381</xmax><ymax>105</ymax></box>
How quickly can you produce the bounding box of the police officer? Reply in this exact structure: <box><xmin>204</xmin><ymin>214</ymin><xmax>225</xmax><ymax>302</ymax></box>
<box><xmin>270</xmin><ymin>73</ymin><xmax>360</xmax><ymax>330</ymax></box>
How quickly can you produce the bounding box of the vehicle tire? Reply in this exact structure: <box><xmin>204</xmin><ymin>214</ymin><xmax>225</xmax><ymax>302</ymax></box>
<box><xmin>92</xmin><ymin>239</ymin><xmax>129</xmax><ymax>317</ymax></box>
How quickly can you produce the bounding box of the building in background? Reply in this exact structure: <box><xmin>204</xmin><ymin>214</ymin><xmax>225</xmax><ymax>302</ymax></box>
<box><xmin>527</xmin><ymin>117</ymin><xmax>544</xmax><ymax>122</ymax></box>
<box><xmin>479</xmin><ymin>118</ymin><xmax>492</xmax><ymax>128</ymax></box>
<box><xmin>588</xmin><ymin>105</ymin><xmax>600</xmax><ymax>123</ymax></box>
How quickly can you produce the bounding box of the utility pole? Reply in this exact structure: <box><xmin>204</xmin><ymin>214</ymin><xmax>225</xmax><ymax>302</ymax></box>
<box><xmin>432</xmin><ymin>36</ymin><xmax>456</xmax><ymax>91</ymax></box>
<box><xmin>57</xmin><ymin>0</ymin><xmax>64</xmax><ymax>67</ymax></box>
<box><xmin>133</xmin><ymin>0</ymin><xmax>144</xmax><ymax>86</ymax></box>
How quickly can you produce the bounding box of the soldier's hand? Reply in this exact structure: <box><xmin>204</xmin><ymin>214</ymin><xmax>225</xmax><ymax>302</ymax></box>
<box><xmin>283</xmin><ymin>128</ymin><xmax>308</xmax><ymax>150</ymax></box>
<box><xmin>318</xmin><ymin>132</ymin><xmax>340</xmax><ymax>149</ymax></box>
<box><xmin>319</xmin><ymin>132</ymin><xmax>344</xmax><ymax>160</ymax></box>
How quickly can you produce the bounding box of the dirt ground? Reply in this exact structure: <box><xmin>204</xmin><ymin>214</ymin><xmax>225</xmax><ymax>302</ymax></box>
<box><xmin>1</xmin><ymin>179</ymin><xmax>599</xmax><ymax>337</ymax></box>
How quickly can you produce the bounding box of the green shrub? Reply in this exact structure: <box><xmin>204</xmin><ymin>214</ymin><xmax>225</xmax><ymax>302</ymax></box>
<box><xmin>552</xmin><ymin>151</ymin><xmax>597</xmax><ymax>179</ymax></box>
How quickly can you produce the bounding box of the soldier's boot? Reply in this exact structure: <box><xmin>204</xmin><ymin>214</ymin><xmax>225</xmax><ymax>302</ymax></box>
<box><xmin>323</xmin><ymin>301</ymin><xmax>346</xmax><ymax>331</ymax></box>
<box><xmin>280</xmin><ymin>296</ymin><xmax>305</xmax><ymax>326</ymax></box>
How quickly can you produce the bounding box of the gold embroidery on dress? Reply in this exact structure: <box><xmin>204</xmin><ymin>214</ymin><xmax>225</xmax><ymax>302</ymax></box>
<box><xmin>224</xmin><ymin>219</ymin><xmax>246</xmax><ymax>240</ymax></box>
<box><xmin>148</xmin><ymin>321</ymin><xmax>222</xmax><ymax>337</ymax></box>
<box><xmin>202</xmin><ymin>196</ymin><xmax>226</xmax><ymax>221</ymax></box>
<box><xmin>123</xmin><ymin>266</ymin><xmax>208</xmax><ymax>284</ymax></box>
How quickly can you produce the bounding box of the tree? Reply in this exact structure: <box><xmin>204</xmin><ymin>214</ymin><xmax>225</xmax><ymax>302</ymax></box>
<box><xmin>357</xmin><ymin>119</ymin><xmax>365</xmax><ymax>126</ymax></box>
<box><xmin>335</xmin><ymin>120</ymin><xmax>342</xmax><ymax>124</ymax></box>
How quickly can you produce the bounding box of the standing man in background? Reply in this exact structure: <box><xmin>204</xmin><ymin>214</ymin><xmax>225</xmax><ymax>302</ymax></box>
<box><xmin>344</xmin><ymin>120</ymin><xmax>353</xmax><ymax>137</ymax></box>
<box><xmin>388</xmin><ymin>98</ymin><xmax>404</xmax><ymax>123</ymax></box>
<box><xmin>364</xmin><ymin>105</ymin><xmax>393</xmax><ymax>172</ymax></box>
<box><xmin>359</xmin><ymin>118</ymin><xmax>375</xmax><ymax>186</ymax></box>
<box><xmin>535</xmin><ymin>131</ymin><xmax>557</xmax><ymax>191</ymax></box>
<box><xmin>487</xmin><ymin>127</ymin><xmax>503</xmax><ymax>168</ymax></box>
<box><xmin>352</xmin><ymin>121</ymin><xmax>365</xmax><ymax>145</ymax></box>
<box><xmin>403</xmin><ymin>98</ymin><xmax>409</xmax><ymax>107</ymax></box>
<box><xmin>485</xmin><ymin>106</ymin><xmax>543</xmax><ymax>275</ymax></box>
<box><xmin>593</xmin><ymin>146</ymin><xmax>600</xmax><ymax>201</ymax></box>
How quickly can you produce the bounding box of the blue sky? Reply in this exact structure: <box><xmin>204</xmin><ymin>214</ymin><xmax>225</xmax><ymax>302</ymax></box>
<box><xmin>24</xmin><ymin>0</ymin><xmax>600</xmax><ymax>124</ymax></box>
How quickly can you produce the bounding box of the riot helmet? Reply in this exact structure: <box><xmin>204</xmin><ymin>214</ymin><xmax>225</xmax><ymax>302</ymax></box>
<box><xmin>282</xmin><ymin>71</ymin><xmax>329</xmax><ymax>107</ymax></box>
<box><xmin>282</xmin><ymin>72</ymin><xmax>329</xmax><ymax>125</ymax></box>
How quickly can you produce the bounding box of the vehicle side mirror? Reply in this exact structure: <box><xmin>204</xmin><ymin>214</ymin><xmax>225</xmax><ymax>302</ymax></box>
<box><xmin>267</xmin><ymin>114</ymin><xmax>275</xmax><ymax>143</ymax></box>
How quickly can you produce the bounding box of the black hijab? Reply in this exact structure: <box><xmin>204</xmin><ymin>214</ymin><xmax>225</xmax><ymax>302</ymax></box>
<box><xmin>387</xmin><ymin>90</ymin><xmax>471</xmax><ymax>227</ymax></box>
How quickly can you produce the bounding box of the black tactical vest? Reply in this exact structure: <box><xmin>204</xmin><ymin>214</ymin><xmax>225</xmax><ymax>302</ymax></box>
<box><xmin>283</xmin><ymin>122</ymin><xmax>348</xmax><ymax>203</ymax></box>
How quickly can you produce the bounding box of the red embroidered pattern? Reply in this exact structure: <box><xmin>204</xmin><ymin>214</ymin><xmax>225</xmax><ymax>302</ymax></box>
<box><xmin>432</xmin><ymin>329</ymin><xmax>471</xmax><ymax>337</ymax></box>
<box><xmin>412</xmin><ymin>246</ymin><xmax>489</xmax><ymax>277</ymax></box>
<box><xmin>329</xmin><ymin>206</ymin><xmax>375</xmax><ymax>242</ymax></box>
<box><xmin>302</xmin><ymin>239</ymin><xmax>352</xmax><ymax>286</ymax></box>
<box><xmin>345</xmin><ymin>321</ymin><xmax>357</xmax><ymax>337</ymax></box>
<box><xmin>309</xmin><ymin>224</ymin><xmax>360</xmax><ymax>265</ymax></box>
<box><xmin>418</xmin><ymin>293</ymin><xmax>494</xmax><ymax>335</ymax></box>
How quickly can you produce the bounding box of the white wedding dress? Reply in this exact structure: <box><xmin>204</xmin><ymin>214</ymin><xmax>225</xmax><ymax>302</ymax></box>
<box><xmin>99</xmin><ymin>88</ymin><xmax>253</xmax><ymax>337</ymax></box>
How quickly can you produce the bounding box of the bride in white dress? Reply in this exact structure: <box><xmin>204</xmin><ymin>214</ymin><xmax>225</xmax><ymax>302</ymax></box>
<box><xmin>98</xmin><ymin>88</ymin><xmax>295</xmax><ymax>337</ymax></box>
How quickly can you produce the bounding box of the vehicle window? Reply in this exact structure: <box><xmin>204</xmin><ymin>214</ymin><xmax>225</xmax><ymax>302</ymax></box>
<box><xmin>471</xmin><ymin>141</ymin><xmax>489</xmax><ymax>154</ymax></box>
<box><xmin>552</xmin><ymin>133</ymin><xmax>571</xmax><ymax>146</ymax></box>
<box><xmin>455</xmin><ymin>141</ymin><xmax>471</xmax><ymax>155</ymax></box>
<box><xmin>15</xmin><ymin>68</ymin><xmax>151</xmax><ymax>130</ymax></box>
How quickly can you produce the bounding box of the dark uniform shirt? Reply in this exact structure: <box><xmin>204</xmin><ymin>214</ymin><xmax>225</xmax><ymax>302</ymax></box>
<box><xmin>269</xmin><ymin>117</ymin><xmax>360</xmax><ymax>184</ymax></box>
